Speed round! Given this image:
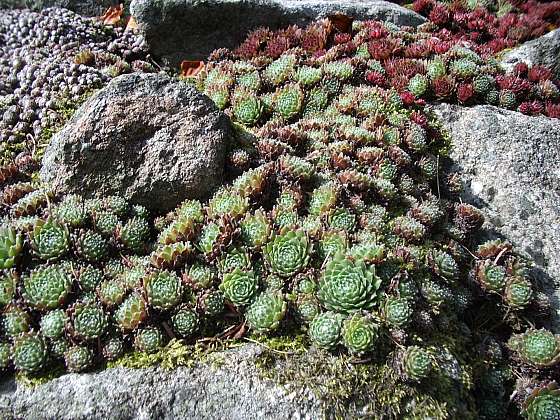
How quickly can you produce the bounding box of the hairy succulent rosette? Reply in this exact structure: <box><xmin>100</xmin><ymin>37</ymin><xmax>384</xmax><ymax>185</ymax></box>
<box><xmin>218</xmin><ymin>247</ymin><xmax>252</xmax><ymax>273</ymax></box>
<box><xmin>274</xmin><ymin>83</ymin><xmax>304</xmax><ymax>120</ymax></box>
<box><xmin>232</xmin><ymin>88</ymin><xmax>263</xmax><ymax>126</ymax></box>
<box><xmin>97</xmin><ymin>280</ymin><xmax>126</xmax><ymax>307</ymax></box>
<box><xmin>143</xmin><ymin>270</ymin><xmax>183</xmax><ymax>311</ymax></box>
<box><xmin>317</xmin><ymin>255</ymin><xmax>381</xmax><ymax>314</ymax></box>
<box><xmin>384</xmin><ymin>296</ymin><xmax>413</xmax><ymax>327</ymax></box>
<box><xmin>102</xmin><ymin>337</ymin><xmax>125</xmax><ymax>361</ymax></box>
<box><xmin>475</xmin><ymin>260</ymin><xmax>507</xmax><ymax>292</ymax></box>
<box><xmin>2</xmin><ymin>305</ymin><xmax>31</xmax><ymax>337</ymax></box>
<box><xmin>114</xmin><ymin>292</ymin><xmax>148</xmax><ymax>331</ymax></box>
<box><xmin>134</xmin><ymin>326</ymin><xmax>164</xmax><ymax>353</ymax></box>
<box><xmin>171</xmin><ymin>306</ymin><xmax>199</xmax><ymax>338</ymax></box>
<box><xmin>522</xmin><ymin>382</ymin><xmax>560</xmax><ymax>420</ymax></box>
<box><xmin>342</xmin><ymin>314</ymin><xmax>378</xmax><ymax>355</ymax></box>
<box><xmin>403</xmin><ymin>346</ymin><xmax>432</xmax><ymax>382</ymax></box>
<box><xmin>219</xmin><ymin>268</ymin><xmax>258</xmax><ymax>307</ymax></box>
<box><xmin>117</xmin><ymin>217</ymin><xmax>150</xmax><ymax>253</ymax></box>
<box><xmin>295</xmin><ymin>294</ymin><xmax>320</xmax><ymax>322</ymax></box>
<box><xmin>504</xmin><ymin>276</ymin><xmax>533</xmax><ymax>309</ymax></box>
<box><xmin>0</xmin><ymin>226</ymin><xmax>23</xmax><ymax>269</ymax></box>
<box><xmin>23</xmin><ymin>263</ymin><xmax>73</xmax><ymax>310</ymax></box>
<box><xmin>150</xmin><ymin>241</ymin><xmax>192</xmax><ymax>269</ymax></box>
<box><xmin>198</xmin><ymin>290</ymin><xmax>225</xmax><ymax>317</ymax></box>
<box><xmin>0</xmin><ymin>342</ymin><xmax>10</xmax><ymax>370</ymax></box>
<box><xmin>13</xmin><ymin>332</ymin><xmax>48</xmax><ymax>373</ymax></box>
<box><xmin>184</xmin><ymin>262</ymin><xmax>216</xmax><ymax>290</ymax></box>
<box><xmin>0</xmin><ymin>271</ymin><xmax>17</xmax><ymax>308</ymax></box>
<box><xmin>64</xmin><ymin>345</ymin><xmax>94</xmax><ymax>373</ymax></box>
<box><xmin>71</xmin><ymin>303</ymin><xmax>108</xmax><ymax>340</ymax></box>
<box><xmin>74</xmin><ymin>229</ymin><xmax>109</xmax><ymax>263</ymax></box>
<box><xmin>40</xmin><ymin>309</ymin><xmax>67</xmax><ymax>339</ymax></box>
<box><xmin>246</xmin><ymin>292</ymin><xmax>287</xmax><ymax>333</ymax></box>
<box><xmin>240</xmin><ymin>211</ymin><xmax>271</xmax><ymax>249</ymax></box>
<box><xmin>309</xmin><ymin>311</ymin><xmax>344</xmax><ymax>349</ymax></box>
<box><xmin>30</xmin><ymin>218</ymin><xmax>70</xmax><ymax>260</ymax></box>
<box><xmin>263</xmin><ymin>230</ymin><xmax>311</xmax><ymax>278</ymax></box>
<box><xmin>508</xmin><ymin>329</ymin><xmax>560</xmax><ymax>368</ymax></box>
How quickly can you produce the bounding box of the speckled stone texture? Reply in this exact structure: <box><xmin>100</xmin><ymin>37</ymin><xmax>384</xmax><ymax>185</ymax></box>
<box><xmin>434</xmin><ymin>103</ymin><xmax>560</xmax><ymax>331</ymax></box>
<box><xmin>0</xmin><ymin>345</ymin><xmax>322</xmax><ymax>420</ymax></box>
<box><xmin>40</xmin><ymin>72</ymin><xmax>230</xmax><ymax>213</ymax></box>
<box><xmin>130</xmin><ymin>0</ymin><xmax>426</xmax><ymax>67</ymax></box>
<box><xmin>500</xmin><ymin>28</ymin><xmax>560</xmax><ymax>78</ymax></box>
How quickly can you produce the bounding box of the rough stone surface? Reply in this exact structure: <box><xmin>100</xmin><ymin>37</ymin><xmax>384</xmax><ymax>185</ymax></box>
<box><xmin>0</xmin><ymin>345</ymin><xmax>322</xmax><ymax>419</ymax></box>
<box><xmin>433</xmin><ymin>104</ymin><xmax>560</xmax><ymax>331</ymax></box>
<box><xmin>130</xmin><ymin>0</ymin><xmax>426</xmax><ymax>67</ymax></box>
<box><xmin>0</xmin><ymin>0</ymin><xmax>112</xmax><ymax>16</ymax></box>
<box><xmin>40</xmin><ymin>73</ymin><xmax>230</xmax><ymax>213</ymax></box>
<box><xmin>500</xmin><ymin>28</ymin><xmax>560</xmax><ymax>78</ymax></box>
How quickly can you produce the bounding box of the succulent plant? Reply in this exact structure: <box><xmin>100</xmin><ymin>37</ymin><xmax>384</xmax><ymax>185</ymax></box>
<box><xmin>114</xmin><ymin>292</ymin><xmax>148</xmax><ymax>331</ymax></box>
<box><xmin>342</xmin><ymin>314</ymin><xmax>378</xmax><ymax>355</ymax></box>
<box><xmin>295</xmin><ymin>294</ymin><xmax>321</xmax><ymax>322</ymax></box>
<box><xmin>0</xmin><ymin>226</ymin><xmax>23</xmax><ymax>269</ymax></box>
<box><xmin>0</xmin><ymin>342</ymin><xmax>10</xmax><ymax>370</ymax></box>
<box><xmin>0</xmin><ymin>271</ymin><xmax>17</xmax><ymax>308</ymax></box>
<box><xmin>246</xmin><ymin>292</ymin><xmax>287</xmax><ymax>333</ymax></box>
<box><xmin>207</xmin><ymin>189</ymin><xmax>249</xmax><ymax>220</ymax></box>
<box><xmin>240</xmin><ymin>211</ymin><xmax>271</xmax><ymax>249</ymax></box>
<box><xmin>150</xmin><ymin>242</ymin><xmax>192</xmax><ymax>269</ymax></box>
<box><xmin>97</xmin><ymin>280</ymin><xmax>126</xmax><ymax>307</ymax></box>
<box><xmin>403</xmin><ymin>346</ymin><xmax>432</xmax><ymax>381</ymax></box>
<box><xmin>102</xmin><ymin>337</ymin><xmax>125</xmax><ymax>361</ymax></box>
<box><xmin>77</xmin><ymin>265</ymin><xmax>104</xmax><ymax>292</ymax></box>
<box><xmin>94</xmin><ymin>211</ymin><xmax>119</xmax><ymax>236</ymax></box>
<box><xmin>30</xmin><ymin>218</ymin><xmax>70</xmax><ymax>260</ymax></box>
<box><xmin>508</xmin><ymin>329</ymin><xmax>560</xmax><ymax>368</ymax></box>
<box><xmin>71</xmin><ymin>302</ymin><xmax>108</xmax><ymax>340</ymax></box>
<box><xmin>74</xmin><ymin>229</ymin><xmax>109</xmax><ymax>262</ymax></box>
<box><xmin>143</xmin><ymin>270</ymin><xmax>183</xmax><ymax>311</ymax></box>
<box><xmin>134</xmin><ymin>326</ymin><xmax>164</xmax><ymax>353</ymax></box>
<box><xmin>184</xmin><ymin>262</ymin><xmax>215</xmax><ymax>290</ymax></box>
<box><xmin>64</xmin><ymin>345</ymin><xmax>94</xmax><ymax>372</ymax></box>
<box><xmin>274</xmin><ymin>83</ymin><xmax>304</xmax><ymax>120</ymax></box>
<box><xmin>198</xmin><ymin>290</ymin><xmax>224</xmax><ymax>317</ymax></box>
<box><xmin>218</xmin><ymin>247</ymin><xmax>252</xmax><ymax>273</ymax></box>
<box><xmin>309</xmin><ymin>311</ymin><xmax>344</xmax><ymax>349</ymax></box>
<box><xmin>170</xmin><ymin>306</ymin><xmax>199</xmax><ymax>337</ymax></box>
<box><xmin>384</xmin><ymin>296</ymin><xmax>413</xmax><ymax>327</ymax></box>
<box><xmin>232</xmin><ymin>88</ymin><xmax>263</xmax><ymax>126</ymax></box>
<box><xmin>476</xmin><ymin>260</ymin><xmax>507</xmax><ymax>292</ymax></box>
<box><xmin>117</xmin><ymin>217</ymin><xmax>150</xmax><ymax>252</ymax></box>
<box><xmin>40</xmin><ymin>309</ymin><xmax>67</xmax><ymax>339</ymax></box>
<box><xmin>504</xmin><ymin>276</ymin><xmax>533</xmax><ymax>309</ymax></box>
<box><xmin>22</xmin><ymin>263</ymin><xmax>73</xmax><ymax>310</ymax></box>
<box><xmin>263</xmin><ymin>230</ymin><xmax>311</xmax><ymax>277</ymax></box>
<box><xmin>219</xmin><ymin>268</ymin><xmax>258</xmax><ymax>307</ymax></box>
<box><xmin>317</xmin><ymin>255</ymin><xmax>381</xmax><ymax>314</ymax></box>
<box><xmin>522</xmin><ymin>382</ymin><xmax>560</xmax><ymax>420</ymax></box>
<box><xmin>2</xmin><ymin>305</ymin><xmax>31</xmax><ymax>337</ymax></box>
<box><xmin>12</xmin><ymin>333</ymin><xmax>48</xmax><ymax>372</ymax></box>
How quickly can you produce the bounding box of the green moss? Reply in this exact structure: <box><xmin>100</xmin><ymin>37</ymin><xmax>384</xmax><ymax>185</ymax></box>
<box><xmin>15</xmin><ymin>364</ymin><xmax>66</xmax><ymax>388</ymax></box>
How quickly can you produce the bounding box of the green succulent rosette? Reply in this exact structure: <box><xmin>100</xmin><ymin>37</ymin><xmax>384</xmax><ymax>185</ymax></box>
<box><xmin>508</xmin><ymin>329</ymin><xmax>560</xmax><ymax>368</ymax></box>
<box><xmin>522</xmin><ymin>382</ymin><xmax>560</xmax><ymax>420</ymax></box>
<box><xmin>134</xmin><ymin>326</ymin><xmax>164</xmax><ymax>353</ymax></box>
<box><xmin>219</xmin><ymin>268</ymin><xmax>258</xmax><ymax>307</ymax></box>
<box><xmin>40</xmin><ymin>309</ymin><xmax>67</xmax><ymax>339</ymax></box>
<box><xmin>71</xmin><ymin>303</ymin><xmax>108</xmax><ymax>340</ymax></box>
<box><xmin>504</xmin><ymin>276</ymin><xmax>533</xmax><ymax>309</ymax></box>
<box><xmin>246</xmin><ymin>292</ymin><xmax>287</xmax><ymax>333</ymax></box>
<box><xmin>0</xmin><ymin>341</ymin><xmax>10</xmax><ymax>370</ymax></box>
<box><xmin>309</xmin><ymin>311</ymin><xmax>344</xmax><ymax>349</ymax></box>
<box><xmin>143</xmin><ymin>270</ymin><xmax>183</xmax><ymax>311</ymax></box>
<box><xmin>384</xmin><ymin>296</ymin><xmax>413</xmax><ymax>327</ymax></box>
<box><xmin>0</xmin><ymin>271</ymin><xmax>17</xmax><ymax>308</ymax></box>
<box><xmin>263</xmin><ymin>230</ymin><xmax>311</xmax><ymax>278</ymax></box>
<box><xmin>114</xmin><ymin>292</ymin><xmax>148</xmax><ymax>331</ymax></box>
<box><xmin>342</xmin><ymin>314</ymin><xmax>378</xmax><ymax>355</ymax></box>
<box><xmin>23</xmin><ymin>263</ymin><xmax>73</xmax><ymax>310</ymax></box>
<box><xmin>102</xmin><ymin>337</ymin><xmax>125</xmax><ymax>361</ymax></box>
<box><xmin>403</xmin><ymin>346</ymin><xmax>432</xmax><ymax>381</ymax></box>
<box><xmin>30</xmin><ymin>218</ymin><xmax>70</xmax><ymax>260</ymax></box>
<box><xmin>13</xmin><ymin>333</ymin><xmax>48</xmax><ymax>373</ymax></box>
<box><xmin>317</xmin><ymin>254</ymin><xmax>381</xmax><ymax>314</ymax></box>
<box><xmin>0</xmin><ymin>226</ymin><xmax>23</xmax><ymax>269</ymax></box>
<box><xmin>64</xmin><ymin>345</ymin><xmax>94</xmax><ymax>372</ymax></box>
<box><xmin>170</xmin><ymin>306</ymin><xmax>199</xmax><ymax>337</ymax></box>
<box><xmin>2</xmin><ymin>305</ymin><xmax>31</xmax><ymax>337</ymax></box>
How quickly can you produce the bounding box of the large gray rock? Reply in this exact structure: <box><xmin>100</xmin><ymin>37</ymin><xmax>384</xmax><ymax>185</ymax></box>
<box><xmin>0</xmin><ymin>345</ymin><xmax>322</xmax><ymax>419</ymax></box>
<box><xmin>40</xmin><ymin>73</ymin><xmax>230</xmax><ymax>213</ymax></box>
<box><xmin>500</xmin><ymin>28</ymin><xmax>560</xmax><ymax>78</ymax></box>
<box><xmin>433</xmin><ymin>104</ymin><xmax>560</xmax><ymax>331</ymax></box>
<box><xmin>130</xmin><ymin>0</ymin><xmax>426</xmax><ymax>67</ymax></box>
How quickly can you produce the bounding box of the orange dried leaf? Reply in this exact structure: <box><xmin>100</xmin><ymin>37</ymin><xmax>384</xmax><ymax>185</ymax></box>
<box><xmin>327</xmin><ymin>13</ymin><xmax>353</xmax><ymax>33</ymax></box>
<box><xmin>180</xmin><ymin>60</ymin><xmax>205</xmax><ymax>77</ymax></box>
<box><xmin>100</xmin><ymin>4</ymin><xmax>123</xmax><ymax>26</ymax></box>
<box><xmin>126</xmin><ymin>16</ymin><xmax>138</xmax><ymax>30</ymax></box>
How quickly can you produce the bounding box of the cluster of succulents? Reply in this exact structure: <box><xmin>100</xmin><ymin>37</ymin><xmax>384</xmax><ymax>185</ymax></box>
<box><xmin>1</xmin><ymin>13</ymin><xmax>559</xmax><ymax>419</ymax></box>
<box><xmin>0</xmin><ymin>8</ymin><xmax>156</xmax><ymax>161</ymax></box>
<box><xmin>410</xmin><ymin>0</ymin><xmax>560</xmax><ymax>56</ymax></box>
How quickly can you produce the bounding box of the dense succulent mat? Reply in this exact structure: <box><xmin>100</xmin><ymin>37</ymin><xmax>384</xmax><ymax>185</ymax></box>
<box><xmin>1</xmin><ymin>4</ymin><xmax>560</xmax><ymax>420</ymax></box>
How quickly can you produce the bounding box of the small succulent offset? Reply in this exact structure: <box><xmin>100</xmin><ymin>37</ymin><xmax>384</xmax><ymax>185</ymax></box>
<box><xmin>309</xmin><ymin>311</ymin><xmax>344</xmax><ymax>350</ymax></box>
<box><xmin>263</xmin><ymin>230</ymin><xmax>311</xmax><ymax>278</ymax></box>
<box><xmin>30</xmin><ymin>218</ymin><xmax>70</xmax><ymax>260</ymax></box>
<box><xmin>403</xmin><ymin>346</ymin><xmax>432</xmax><ymax>382</ymax></box>
<box><xmin>341</xmin><ymin>314</ymin><xmax>378</xmax><ymax>355</ymax></box>
<box><xmin>219</xmin><ymin>268</ymin><xmax>258</xmax><ymax>307</ymax></box>
<box><xmin>143</xmin><ymin>270</ymin><xmax>183</xmax><ymax>311</ymax></box>
<box><xmin>22</xmin><ymin>263</ymin><xmax>73</xmax><ymax>310</ymax></box>
<box><xmin>0</xmin><ymin>226</ymin><xmax>23</xmax><ymax>268</ymax></box>
<box><xmin>522</xmin><ymin>382</ymin><xmax>560</xmax><ymax>420</ymax></box>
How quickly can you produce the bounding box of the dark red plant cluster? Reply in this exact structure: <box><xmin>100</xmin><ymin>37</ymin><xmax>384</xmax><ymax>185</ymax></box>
<box><xmin>222</xmin><ymin>16</ymin><xmax>560</xmax><ymax>118</ymax></box>
<box><xmin>411</xmin><ymin>0</ymin><xmax>560</xmax><ymax>56</ymax></box>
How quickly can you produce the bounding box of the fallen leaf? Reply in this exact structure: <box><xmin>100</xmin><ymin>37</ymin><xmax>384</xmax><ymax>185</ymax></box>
<box><xmin>126</xmin><ymin>16</ymin><xmax>138</xmax><ymax>31</ymax></box>
<box><xmin>328</xmin><ymin>13</ymin><xmax>354</xmax><ymax>33</ymax></box>
<box><xmin>180</xmin><ymin>60</ymin><xmax>205</xmax><ymax>77</ymax></box>
<box><xmin>100</xmin><ymin>4</ymin><xmax>123</xmax><ymax>26</ymax></box>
